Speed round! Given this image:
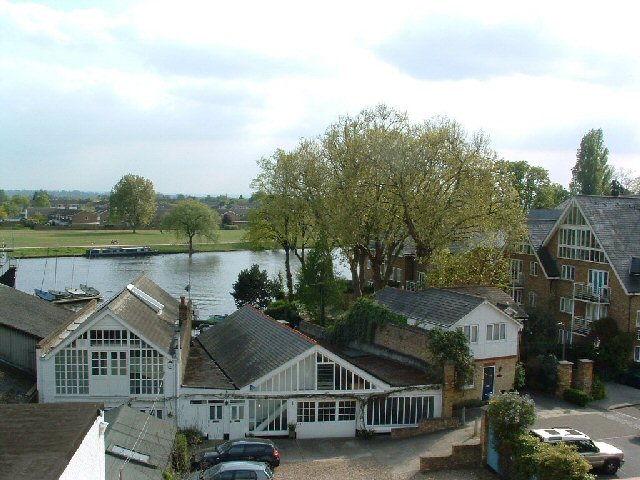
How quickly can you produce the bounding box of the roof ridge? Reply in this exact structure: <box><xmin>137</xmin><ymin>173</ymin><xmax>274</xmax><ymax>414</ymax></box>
<box><xmin>245</xmin><ymin>304</ymin><xmax>317</xmax><ymax>345</ymax></box>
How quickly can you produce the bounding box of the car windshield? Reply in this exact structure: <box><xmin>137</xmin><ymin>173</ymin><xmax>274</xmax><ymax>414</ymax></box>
<box><xmin>203</xmin><ymin>464</ymin><xmax>223</xmax><ymax>480</ymax></box>
<box><xmin>265</xmin><ymin>465</ymin><xmax>274</xmax><ymax>477</ymax></box>
<box><xmin>216</xmin><ymin>441</ymin><xmax>232</xmax><ymax>454</ymax></box>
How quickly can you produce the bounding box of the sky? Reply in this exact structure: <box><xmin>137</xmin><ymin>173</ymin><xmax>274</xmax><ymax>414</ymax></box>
<box><xmin>1</xmin><ymin>0</ymin><xmax>639</xmax><ymax>196</ymax></box>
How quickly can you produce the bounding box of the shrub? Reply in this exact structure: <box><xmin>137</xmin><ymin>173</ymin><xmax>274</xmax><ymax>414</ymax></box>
<box><xmin>591</xmin><ymin>375</ymin><xmax>606</xmax><ymax>400</ymax></box>
<box><xmin>163</xmin><ymin>468</ymin><xmax>176</xmax><ymax>480</ymax></box>
<box><xmin>539</xmin><ymin>353</ymin><xmax>559</xmax><ymax>393</ymax></box>
<box><xmin>180</xmin><ymin>427</ymin><xmax>204</xmax><ymax>448</ymax></box>
<box><xmin>171</xmin><ymin>432</ymin><xmax>190</xmax><ymax>475</ymax></box>
<box><xmin>265</xmin><ymin>300</ymin><xmax>301</xmax><ymax>328</ymax></box>
<box><xmin>514</xmin><ymin>361</ymin><xmax>526</xmax><ymax>390</ymax></box>
<box><xmin>488</xmin><ymin>392</ymin><xmax>536</xmax><ymax>447</ymax></box>
<box><xmin>327</xmin><ymin>297</ymin><xmax>406</xmax><ymax>344</ymax></box>
<box><xmin>534</xmin><ymin>441</ymin><xmax>596</xmax><ymax>480</ymax></box>
<box><xmin>563</xmin><ymin>388</ymin><xmax>592</xmax><ymax>407</ymax></box>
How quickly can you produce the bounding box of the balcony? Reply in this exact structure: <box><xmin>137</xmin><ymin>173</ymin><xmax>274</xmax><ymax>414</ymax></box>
<box><xmin>573</xmin><ymin>316</ymin><xmax>592</xmax><ymax>336</ymax></box>
<box><xmin>405</xmin><ymin>280</ymin><xmax>426</xmax><ymax>292</ymax></box>
<box><xmin>573</xmin><ymin>283</ymin><xmax>610</xmax><ymax>303</ymax></box>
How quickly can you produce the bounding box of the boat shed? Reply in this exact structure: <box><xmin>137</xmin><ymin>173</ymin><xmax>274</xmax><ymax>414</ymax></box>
<box><xmin>0</xmin><ymin>284</ymin><xmax>76</xmax><ymax>374</ymax></box>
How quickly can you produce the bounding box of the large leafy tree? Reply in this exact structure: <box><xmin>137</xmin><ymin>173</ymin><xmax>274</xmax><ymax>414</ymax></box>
<box><xmin>162</xmin><ymin>199</ymin><xmax>219</xmax><ymax>257</ymax></box>
<box><xmin>391</xmin><ymin>117</ymin><xmax>524</xmax><ymax>276</ymax></box>
<box><xmin>109</xmin><ymin>174</ymin><xmax>156</xmax><ymax>232</ymax></box>
<box><xmin>31</xmin><ymin>190</ymin><xmax>50</xmax><ymax>207</ymax></box>
<box><xmin>248</xmin><ymin>145</ymin><xmax>318</xmax><ymax>298</ymax></box>
<box><xmin>498</xmin><ymin>160</ymin><xmax>569</xmax><ymax>210</ymax></box>
<box><xmin>323</xmin><ymin>105</ymin><xmax>409</xmax><ymax>295</ymax></box>
<box><xmin>570</xmin><ymin>128</ymin><xmax>612</xmax><ymax>195</ymax></box>
<box><xmin>231</xmin><ymin>264</ymin><xmax>281</xmax><ymax>310</ymax></box>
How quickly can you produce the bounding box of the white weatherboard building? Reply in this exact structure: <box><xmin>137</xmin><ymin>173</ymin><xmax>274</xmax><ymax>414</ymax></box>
<box><xmin>35</xmin><ymin>275</ymin><xmax>442</xmax><ymax>440</ymax></box>
<box><xmin>178</xmin><ymin>305</ymin><xmax>441</xmax><ymax>440</ymax></box>
<box><xmin>36</xmin><ymin>275</ymin><xmax>189</xmax><ymax>418</ymax></box>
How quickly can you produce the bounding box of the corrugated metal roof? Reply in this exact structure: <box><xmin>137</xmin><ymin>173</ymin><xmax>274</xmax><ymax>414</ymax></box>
<box><xmin>0</xmin><ymin>284</ymin><xmax>75</xmax><ymax>339</ymax></box>
<box><xmin>197</xmin><ymin>305</ymin><xmax>316</xmax><ymax>388</ymax></box>
<box><xmin>104</xmin><ymin>405</ymin><xmax>177</xmax><ymax>480</ymax></box>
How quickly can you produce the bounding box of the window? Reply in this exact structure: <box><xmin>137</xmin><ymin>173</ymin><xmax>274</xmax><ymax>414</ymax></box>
<box><xmin>338</xmin><ymin>400</ymin><xmax>356</xmax><ymax>421</ymax></box>
<box><xmin>635</xmin><ymin>346</ymin><xmax>640</xmax><ymax>363</ymax></box>
<box><xmin>637</xmin><ymin>312</ymin><xmax>640</xmax><ymax>341</ymax></box>
<box><xmin>510</xmin><ymin>259</ymin><xmax>523</xmax><ymax>283</ymax></box>
<box><xmin>318</xmin><ymin>401</ymin><xmax>336</xmax><ymax>422</ymax></box>
<box><xmin>365</xmin><ymin>396</ymin><xmax>434</xmax><ymax>426</ymax></box>
<box><xmin>457</xmin><ymin>325</ymin><xmax>478</xmax><ymax>343</ymax></box>
<box><xmin>559</xmin><ymin>297</ymin><xmax>574</xmax><ymax>314</ymax></box>
<box><xmin>210</xmin><ymin>404</ymin><xmax>222</xmax><ymax>421</ymax></box>
<box><xmin>486</xmin><ymin>323</ymin><xmax>506</xmax><ymax>341</ymax></box>
<box><xmin>110</xmin><ymin>351</ymin><xmax>127</xmax><ymax>375</ymax></box>
<box><xmin>561</xmin><ymin>265</ymin><xmax>575</xmax><ymax>281</ymax></box>
<box><xmin>129</xmin><ymin>334</ymin><xmax>164</xmax><ymax>395</ymax></box>
<box><xmin>316</xmin><ymin>363</ymin><xmax>334</xmax><ymax>390</ymax></box>
<box><xmin>90</xmin><ymin>329</ymin><xmax>127</xmax><ymax>346</ymax></box>
<box><xmin>297</xmin><ymin>401</ymin><xmax>315</xmax><ymax>422</ymax></box>
<box><xmin>54</xmin><ymin>342</ymin><xmax>89</xmax><ymax>394</ymax></box>
<box><xmin>510</xmin><ymin>288</ymin><xmax>523</xmax><ymax>305</ymax></box>
<box><xmin>91</xmin><ymin>351</ymin><xmax>108</xmax><ymax>376</ymax></box>
<box><xmin>528</xmin><ymin>291</ymin><xmax>537</xmax><ymax>307</ymax></box>
<box><xmin>529</xmin><ymin>261</ymin><xmax>539</xmax><ymax>277</ymax></box>
<box><xmin>557</xmin><ymin>206</ymin><xmax>605</xmax><ymax>263</ymax></box>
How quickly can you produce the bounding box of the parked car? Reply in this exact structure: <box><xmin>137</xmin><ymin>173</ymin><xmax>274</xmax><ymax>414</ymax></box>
<box><xmin>189</xmin><ymin>461</ymin><xmax>274</xmax><ymax>480</ymax></box>
<box><xmin>619</xmin><ymin>369</ymin><xmax>640</xmax><ymax>388</ymax></box>
<box><xmin>530</xmin><ymin>427</ymin><xmax>624</xmax><ymax>474</ymax></box>
<box><xmin>194</xmin><ymin>438</ymin><xmax>280</xmax><ymax>470</ymax></box>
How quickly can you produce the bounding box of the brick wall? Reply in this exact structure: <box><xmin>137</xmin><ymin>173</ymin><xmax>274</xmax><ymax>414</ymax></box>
<box><xmin>390</xmin><ymin>417</ymin><xmax>460</xmax><ymax>439</ymax></box>
<box><xmin>556</xmin><ymin>360</ymin><xmax>573</xmax><ymax>397</ymax></box>
<box><xmin>420</xmin><ymin>442</ymin><xmax>482</xmax><ymax>471</ymax></box>
<box><xmin>374</xmin><ymin>323</ymin><xmax>434</xmax><ymax>363</ymax></box>
<box><xmin>573</xmin><ymin>359</ymin><xmax>594</xmax><ymax>394</ymax></box>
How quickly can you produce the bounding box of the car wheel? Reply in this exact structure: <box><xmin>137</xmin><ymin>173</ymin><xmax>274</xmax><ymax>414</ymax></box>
<box><xmin>603</xmin><ymin>460</ymin><xmax>619</xmax><ymax>475</ymax></box>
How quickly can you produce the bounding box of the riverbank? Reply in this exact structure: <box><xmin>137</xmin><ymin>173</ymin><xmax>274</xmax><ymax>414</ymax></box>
<box><xmin>0</xmin><ymin>228</ymin><xmax>252</xmax><ymax>258</ymax></box>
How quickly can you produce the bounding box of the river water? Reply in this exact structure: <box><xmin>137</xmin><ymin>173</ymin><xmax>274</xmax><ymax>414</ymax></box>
<box><xmin>15</xmin><ymin>250</ymin><xmax>349</xmax><ymax>318</ymax></box>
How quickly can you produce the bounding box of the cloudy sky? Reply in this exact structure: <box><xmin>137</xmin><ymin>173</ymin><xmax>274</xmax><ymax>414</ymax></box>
<box><xmin>1</xmin><ymin>0</ymin><xmax>638</xmax><ymax>196</ymax></box>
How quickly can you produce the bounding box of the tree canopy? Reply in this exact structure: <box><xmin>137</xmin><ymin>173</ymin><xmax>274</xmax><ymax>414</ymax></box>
<box><xmin>498</xmin><ymin>160</ymin><xmax>569</xmax><ymax>210</ymax></box>
<box><xmin>231</xmin><ymin>264</ymin><xmax>282</xmax><ymax>310</ymax></box>
<box><xmin>570</xmin><ymin>128</ymin><xmax>612</xmax><ymax>195</ymax></box>
<box><xmin>162</xmin><ymin>199</ymin><xmax>219</xmax><ymax>256</ymax></box>
<box><xmin>109</xmin><ymin>174</ymin><xmax>156</xmax><ymax>232</ymax></box>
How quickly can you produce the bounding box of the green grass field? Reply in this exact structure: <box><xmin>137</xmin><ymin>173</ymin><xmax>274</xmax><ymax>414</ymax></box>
<box><xmin>0</xmin><ymin>228</ymin><xmax>250</xmax><ymax>258</ymax></box>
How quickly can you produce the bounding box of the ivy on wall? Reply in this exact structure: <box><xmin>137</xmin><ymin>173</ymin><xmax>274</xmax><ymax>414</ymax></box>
<box><xmin>327</xmin><ymin>297</ymin><xmax>406</xmax><ymax>344</ymax></box>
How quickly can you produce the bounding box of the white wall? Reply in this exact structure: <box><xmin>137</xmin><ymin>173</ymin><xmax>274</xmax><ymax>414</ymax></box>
<box><xmin>0</xmin><ymin>326</ymin><xmax>38</xmax><ymax>373</ymax></box>
<box><xmin>453</xmin><ymin>303</ymin><xmax>520</xmax><ymax>360</ymax></box>
<box><xmin>59</xmin><ymin>413</ymin><xmax>106</xmax><ymax>480</ymax></box>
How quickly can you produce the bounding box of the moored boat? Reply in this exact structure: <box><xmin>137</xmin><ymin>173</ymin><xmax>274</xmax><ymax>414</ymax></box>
<box><xmin>86</xmin><ymin>246</ymin><xmax>160</xmax><ymax>257</ymax></box>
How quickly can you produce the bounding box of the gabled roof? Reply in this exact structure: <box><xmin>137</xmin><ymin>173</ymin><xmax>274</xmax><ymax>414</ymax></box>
<box><xmin>374</xmin><ymin>287</ymin><xmax>484</xmax><ymax>328</ymax></box>
<box><xmin>572</xmin><ymin>196</ymin><xmax>640</xmax><ymax>294</ymax></box>
<box><xmin>527</xmin><ymin>209</ymin><xmax>562</xmax><ymax>278</ymax></box>
<box><xmin>444</xmin><ymin>285</ymin><xmax>528</xmax><ymax>319</ymax></box>
<box><xmin>532</xmin><ymin>196</ymin><xmax>640</xmax><ymax>294</ymax></box>
<box><xmin>0</xmin><ymin>402</ymin><xmax>103</xmax><ymax>480</ymax></box>
<box><xmin>104</xmin><ymin>405</ymin><xmax>177</xmax><ymax>480</ymax></box>
<box><xmin>0</xmin><ymin>284</ymin><xmax>75</xmax><ymax>339</ymax></box>
<box><xmin>196</xmin><ymin>305</ymin><xmax>316</xmax><ymax>388</ymax></box>
<box><xmin>39</xmin><ymin>275</ymin><xmax>179</xmax><ymax>355</ymax></box>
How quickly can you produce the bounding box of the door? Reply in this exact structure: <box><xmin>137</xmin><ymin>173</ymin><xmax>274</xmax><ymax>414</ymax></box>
<box><xmin>207</xmin><ymin>401</ymin><xmax>224</xmax><ymax>439</ymax></box>
<box><xmin>588</xmin><ymin>269</ymin><xmax>609</xmax><ymax>298</ymax></box>
<box><xmin>228</xmin><ymin>401</ymin><xmax>247</xmax><ymax>439</ymax></box>
<box><xmin>482</xmin><ymin>366</ymin><xmax>495</xmax><ymax>401</ymax></box>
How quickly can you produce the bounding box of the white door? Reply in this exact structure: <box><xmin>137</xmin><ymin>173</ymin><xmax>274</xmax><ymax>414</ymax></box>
<box><xmin>207</xmin><ymin>401</ymin><xmax>224</xmax><ymax>439</ymax></box>
<box><xmin>228</xmin><ymin>401</ymin><xmax>247</xmax><ymax>439</ymax></box>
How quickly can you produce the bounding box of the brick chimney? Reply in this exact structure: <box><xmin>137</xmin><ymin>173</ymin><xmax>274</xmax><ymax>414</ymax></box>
<box><xmin>178</xmin><ymin>295</ymin><xmax>193</xmax><ymax>379</ymax></box>
<box><xmin>179</xmin><ymin>295</ymin><xmax>188</xmax><ymax>324</ymax></box>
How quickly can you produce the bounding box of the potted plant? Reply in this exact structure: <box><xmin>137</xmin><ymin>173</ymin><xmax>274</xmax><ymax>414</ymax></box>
<box><xmin>288</xmin><ymin>422</ymin><xmax>297</xmax><ymax>439</ymax></box>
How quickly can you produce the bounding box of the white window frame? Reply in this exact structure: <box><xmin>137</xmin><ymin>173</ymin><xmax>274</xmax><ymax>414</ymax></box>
<box><xmin>528</xmin><ymin>291</ymin><xmax>537</xmax><ymax>307</ymax></box>
<box><xmin>529</xmin><ymin>261</ymin><xmax>539</xmax><ymax>277</ymax></box>
<box><xmin>561</xmin><ymin>265</ymin><xmax>575</xmax><ymax>281</ymax></box>
<box><xmin>637</xmin><ymin>311</ymin><xmax>640</xmax><ymax>341</ymax></box>
<box><xmin>486</xmin><ymin>323</ymin><xmax>506</xmax><ymax>342</ymax></box>
<box><xmin>511</xmin><ymin>287</ymin><xmax>523</xmax><ymax>305</ymax></box>
<box><xmin>560</xmin><ymin>297</ymin><xmax>574</xmax><ymax>314</ymax></box>
<box><xmin>635</xmin><ymin>346</ymin><xmax>640</xmax><ymax>363</ymax></box>
<box><xmin>457</xmin><ymin>325</ymin><xmax>479</xmax><ymax>344</ymax></box>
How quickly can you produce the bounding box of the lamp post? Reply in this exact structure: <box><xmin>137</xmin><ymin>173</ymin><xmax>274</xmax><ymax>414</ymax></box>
<box><xmin>558</xmin><ymin>322</ymin><xmax>566</xmax><ymax>361</ymax></box>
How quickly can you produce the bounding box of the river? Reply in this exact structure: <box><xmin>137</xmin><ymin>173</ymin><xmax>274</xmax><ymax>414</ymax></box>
<box><xmin>14</xmin><ymin>250</ymin><xmax>350</xmax><ymax>318</ymax></box>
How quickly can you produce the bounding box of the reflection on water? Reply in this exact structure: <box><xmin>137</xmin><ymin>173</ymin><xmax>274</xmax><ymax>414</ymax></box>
<box><xmin>16</xmin><ymin>250</ymin><xmax>348</xmax><ymax>317</ymax></box>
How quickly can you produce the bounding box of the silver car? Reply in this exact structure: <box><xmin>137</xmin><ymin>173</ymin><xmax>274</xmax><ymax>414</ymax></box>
<box><xmin>531</xmin><ymin>427</ymin><xmax>624</xmax><ymax>475</ymax></box>
<box><xmin>189</xmin><ymin>460</ymin><xmax>274</xmax><ymax>480</ymax></box>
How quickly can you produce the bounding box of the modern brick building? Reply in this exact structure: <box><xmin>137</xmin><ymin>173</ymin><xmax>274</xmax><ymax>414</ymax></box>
<box><xmin>511</xmin><ymin>195</ymin><xmax>640</xmax><ymax>358</ymax></box>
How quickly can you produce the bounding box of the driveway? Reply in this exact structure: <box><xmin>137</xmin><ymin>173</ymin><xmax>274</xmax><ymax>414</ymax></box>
<box><xmin>274</xmin><ymin>425</ymin><xmax>497</xmax><ymax>480</ymax></box>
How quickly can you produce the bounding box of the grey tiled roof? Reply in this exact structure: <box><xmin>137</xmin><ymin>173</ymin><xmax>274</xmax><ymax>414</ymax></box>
<box><xmin>182</xmin><ymin>340</ymin><xmax>236</xmax><ymax>389</ymax></box>
<box><xmin>574</xmin><ymin>196</ymin><xmax>640</xmax><ymax>294</ymax></box>
<box><xmin>445</xmin><ymin>285</ymin><xmax>528</xmax><ymax>319</ymax></box>
<box><xmin>197</xmin><ymin>305</ymin><xmax>316</xmax><ymax>388</ymax></box>
<box><xmin>0</xmin><ymin>284</ymin><xmax>74</xmax><ymax>339</ymax></box>
<box><xmin>105</xmin><ymin>405</ymin><xmax>177</xmax><ymax>480</ymax></box>
<box><xmin>107</xmin><ymin>275</ymin><xmax>179</xmax><ymax>353</ymax></box>
<box><xmin>374</xmin><ymin>287</ymin><xmax>484</xmax><ymax>328</ymax></box>
<box><xmin>527</xmin><ymin>208</ymin><xmax>562</xmax><ymax>278</ymax></box>
<box><xmin>0</xmin><ymin>402</ymin><xmax>103</xmax><ymax>480</ymax></box>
